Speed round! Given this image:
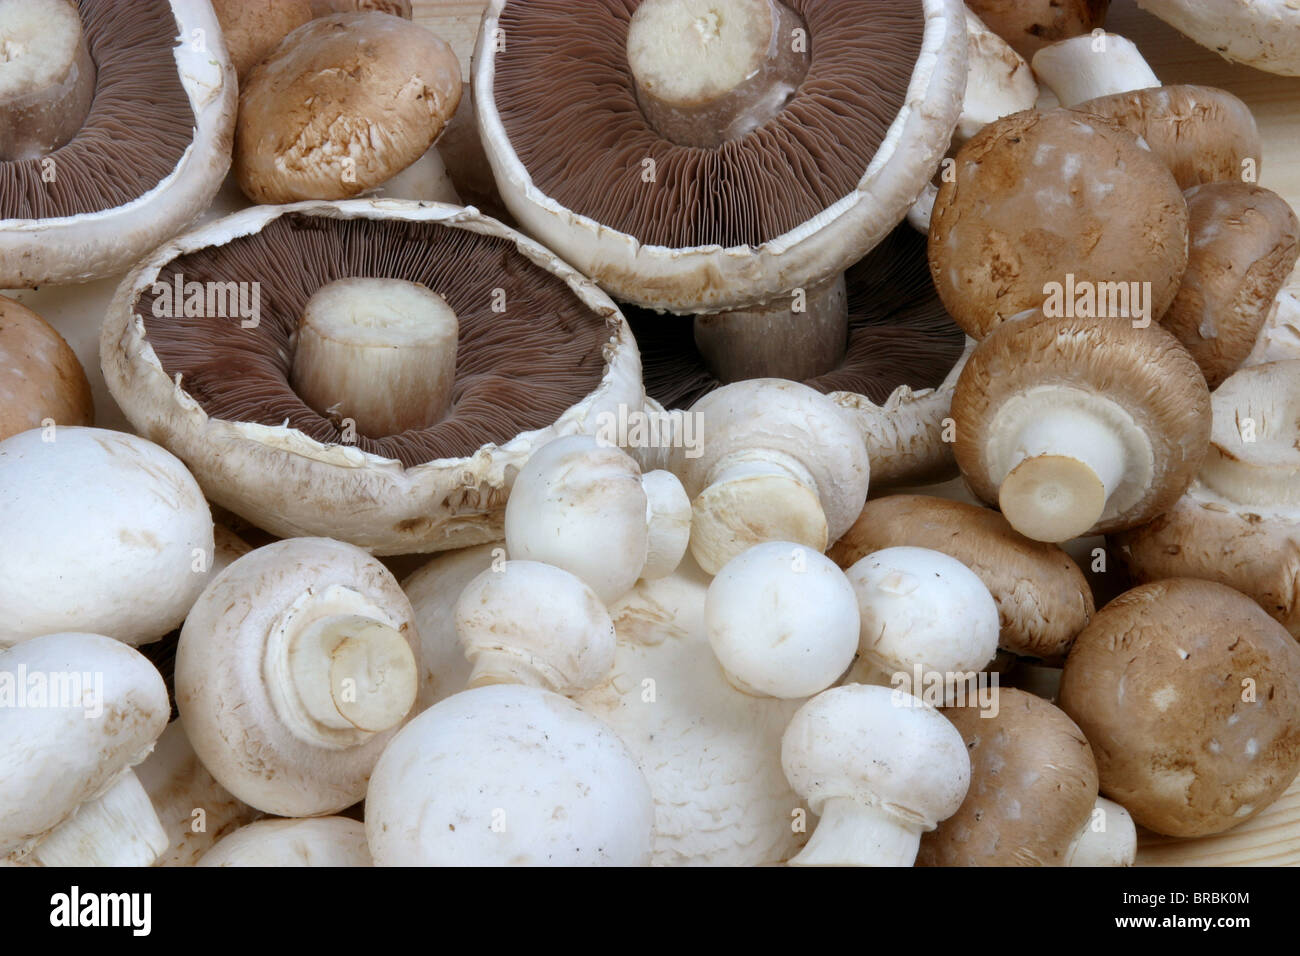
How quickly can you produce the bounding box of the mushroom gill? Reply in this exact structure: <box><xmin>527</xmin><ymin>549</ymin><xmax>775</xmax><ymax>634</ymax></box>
<box><xmin>135</xmin><ymin>213</ymin><xmax>615</xmax><ymax>467</ymax></box>
<box><xmin>631</xmin><ymin>225</ymin><xmax>967</xmax><ymax>409</ymax></box>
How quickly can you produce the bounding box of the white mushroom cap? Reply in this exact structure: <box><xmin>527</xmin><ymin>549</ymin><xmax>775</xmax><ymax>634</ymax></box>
<box><xmin>365</xmin><ymin>683</ymin><xmax>654</xmax><ymax>866</ymax></box>
<box><xmin>0</xmin><ymin>632</ymin><xmax>170</xmax><ymax>866</ymax></box>
<box><xmin>705</xmin><ymin>542</ymin><xmax>859</xmax><ymax>699</ymax></box>
<box><xmin>958</xmin><ymin>8</ymin><xmax>1039</xmax><ymax>143</ymax></box>
<box><xmin>842</xmin><ymin>546</ymin><xmax>1000</xmax><ymax>702</ymax></box>
<box><xmin>0</xmin><ymin>426</ymin><xmax>213</xmax><ymax>647</ymax></box>
<box><xmin>0</xmin><ymin>0</ymin><xmax>237</xmax><ymax>286</ymax></box>
<box><xmin>176</xmin><ymin>537</ymin><xmax>420</xmax><ymax>817</ymax></box>
<box><xmin>677</xmin><ymin>379</ymin><xmax>871</xmax><ymax>575</ymax></box>
<box><xmin>455</xmin><ymin>560</ymin><xmax>616</xmax><ymax>696</ymax></box>
<box><xmin>197</xmin><ymin>817</ymin><xmax>370</xmax><ymax>867</ymax></box>
<box><xmin>781</xmin><ymin>683</ymin><xmax>970</xmax><ymax>866</ymax></box>
<box><xmin>1066</xmin><ymin>796</ymin><xmax>1137</xmax><ymax>867</ymax></box>
<box><xmin>504</xmin><ymin>434</ymin><xmax>688</xmax><ymax>604</ymax></box>
<box><xmin>1136</xmin><ymin>0</ymin><xmax>1300</xmax><ymax>76</ymax></box>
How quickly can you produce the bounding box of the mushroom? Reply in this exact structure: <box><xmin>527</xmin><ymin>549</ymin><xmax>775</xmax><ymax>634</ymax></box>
<box><xmin>0</xmin><ymin>427</ymin><xmax>214</xmax><ymax>647</ymax></box>
<box><xmin>364</xmin><ymin>683</ymin><xmax>655</xmax><ymax>866</ymax></box>
<box><xmin>134</xmin><ymin>717</ymin><xmax>261</xmax><ymax>867</ymax></box>
<box><xmin>210</xmin><ymin>0</ymin><xmax>312</xmax><ymax>79</ymax></box>
<box><xmin>101</xmin><ymin>199</ymin><xmax>643</xmax><ymax>555</ymax></box>
<box><xmin>504</xmin><ymin>435</ymin><xmax>690</xmax><ymax>604</ymax></box>
<box><xmin>1030</xmin><ymin>32</ymin><xmax>1160</xmax><ymax>104</ymax></box>
<box><xmin>0</xmin><ymin>632</ymin><xmax>170</xmax><ymax>866</ymax></box>
<box><xmin>0</xmin><ymin>295</ymin><xmax>93</xmax><ymax>442</ymax></box>
<box><xmin>309</xmin><ymin>0</ymin><xmax>410</xmax><ymax>15</ymax></box>
<box><xmin>176</xmin><ymin>537</ymin><xmax>420</xmax><ymax>817</ymax></box>
<box><xmin>1059</xmin><ymin>579</ymin><xmax>1300</xmax><ymax>837</ymax></box>
<box><xmin>704</xmin><ymin>542</ymin><xmax>859</xmax><ymax>699</ymax></box>
<box><xmin>915</xmin><ymin>687</ymin><xmax>1122</xmax><ymax>866</ymax></box>
<box><xmin>829</xmin><ymin>495</ymin><xmax>1094</xmax><ymax>662</ymax></box>
<box><xmin>965</xmin><ymin>0</ymin><xmax>1110</xmax><ymax>61</ymax></box>
<box><xmin>673</xmin><ymin>379</ymin><xmax>871</xmax><ymax>574</ymax></box>
<box><xmin>197</xmin><ymin>817</ymin><xmax>371</xmax><ymax>866</ymax></box>
<box><xmin>1245</xmin><ymin>288</ymin><xmax>1300</xmax><ymax>366</ymax></box>
<box><xmin>0</xmin><ymin>0</ymin><xmax>236</xmax><ymax>287</ymax></box>
<box><xmin>954</xmin><ymin>7</ymin><xmax>1040</xmax><ymax>145</ymax></box>
<box><xmin>1160</xmin><ymin>183</ymin><xmax>1300</xmax><ymax>387</ymax></box>
<box><xmin>1066</xmin><ymin>797</ymin><xmax>1137</xmax><ymax>867</ymax></box>
<box><xmin>1112</xmin><ymin>361</ymin><xmax>1300</xmax><ymax>638</ymax></box>
<box><xmin>455</xmin><ymin>560</ymin><xmax>617</xmax><ymax>696</ymax></box>
<box><xmin>1135</xmin><ymin>0</ymin><xmax>1300</xmax><ymax>76</ymax></box>
<box><xmin>474</xmin><ymin>0</ymin><xmax>968</xmax><ymax>382</ymax></box>
<box><xmin>781</xmin><ymin>683</ymin><xmax>971</xmax><ymax>866</ymax></box>
<box><xmin>951</xmin><ymin>313</ymin><xmax>1212</xmax><ymax>543</ymax></box>
<box><xmin>234</xmin><ymin>13</ymin><xmax>462</xmax><ymax>203</ymax></box>
<box><xmin>928</xmin><ymin>108</ymin><xmax>1189</xmax><ymax>339</ymax></box>
<box><xmin>840</xmin><ymin>546</ymin><xmax>999</xmax><ymax>701</ymax></box>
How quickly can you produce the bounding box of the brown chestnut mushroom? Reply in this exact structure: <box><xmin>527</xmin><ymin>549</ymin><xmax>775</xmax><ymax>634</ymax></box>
<box><xmin>0</xmin><ymin>295</ymin><xmax>92</xmax><ymax>442</ymax></box>
<box><xmin>965</xmin><ymin>0</ymin><xmax>1109</xmax><ymax>62</ymax></box>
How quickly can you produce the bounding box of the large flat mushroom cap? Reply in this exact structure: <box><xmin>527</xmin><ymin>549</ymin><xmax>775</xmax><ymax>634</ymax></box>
<box><xmin>474</xmin><ymin>0</ymin><xmax>969</xmax><ymax>314</ymax></box>
<box><xmin>1136</xmin><ymin>0</ymin><xmax>1300</xmax><ymax>77</ymax></box>
<box><xmin>0</xmin><ymin>0</ymin><xmax>236</xmax><ymax>287</ymax></box>
<box><xmin>1059</xmin><ymin>579</ymin><xmax>1300</xmax><ymax>837</ymax></box>
<box><xmin>101</xmin><ymin>199</ymin><xmax>643</xmax><ymax>555</ymax></box>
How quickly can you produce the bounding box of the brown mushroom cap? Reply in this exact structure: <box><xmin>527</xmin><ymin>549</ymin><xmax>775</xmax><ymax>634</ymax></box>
<box><xmin>929</xmin><ymin>109</ymin><xmax>1189</xmax><ymax>339</ymax></box>
<box><xmin>1160</xmin><ymin>183</ymin><xmax>1300</xmax><ymax>388</ymax></box>
<box><xmin>0</xmin><ymin>296</ymin><xmax>93</xmax><ymax>442</ymax></box>
<box><xmin>952</xmin><ymin>313</ymin><xmax>1211</xmax><ymax>536</ymax></box>
<box><xmin>211</xmin><ymin>0</ymin><xmax>312</xmax><ymax>79</ymax></box>
<box><xmin>829</xmin><ymin>495</ymin><xmax>1094</xmax><ymax>661</ymax></box>
<box><xmin>1073</xmin><ymin>86</ymin><xmax>1262</xmax><ymax>191</ymax></box>
<box><xmin>234</xmin><ymin>13</ymin><xmax>462</xmax><ymax>203</ymax></box>
<box><xmin>917</xmin><ymin>687</ymin><xmax>1098</xmax><ymax>865</ymax></box>
<box><xmin>964</xmin><ymin>0</ymin><xmax>1109</xmax><ymax>61</ymax></box>
<box><xmin>309</xmin><ymin>0</ymin><xmax>410</xmax><ymax>16</ymax></box>
<box><xmin>1060</xmin><ymin>579</ymin><xmax>1300</xmax><ymax>837</ymax></box>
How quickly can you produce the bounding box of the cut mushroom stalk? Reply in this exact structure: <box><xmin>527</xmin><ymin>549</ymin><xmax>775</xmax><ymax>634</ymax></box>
<box><xmin>1031</xmin><ymin>33</ymin><xmax>1160</xmax><ymax>106</ymax></box>
<box><xmin>30</xmin><ymin>772</ymin><xmax>167</xmax><ymax>868</ymax></box>
<box><xmin>641</xmin><ymin>469</ymin><xmax>693</xmax><ymax>580</ymax></box>
<box><xmin>693</xmin><ymin>275</ymin><xmax>848</xmax><ymax>383</ymax></box>
<box><xmin>290</xmin><ymin>277</ymin><xmax>458</xmax><ymax>437</ymax></box>
<box><xmin>627</xmin><ymin>0</ymin><xmax>810</xmax><ymax>149</ymax></box>
<box><xmin>0</xmin><ymin>0</ymin><xmax>96</xmax><ymax>161</ymax></box>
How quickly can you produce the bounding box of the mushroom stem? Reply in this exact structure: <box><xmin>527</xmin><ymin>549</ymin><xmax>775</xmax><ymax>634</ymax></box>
<box><xmin>693</xmin><ymin>275</ymin><xmax>849</xmax><ymax>383</ymax></box>
<box><xmin>790</xmin><ymin>796</ymin><xmax>921</xmax><ymax>867</ymax></box>
<box><xmin>691</xmin><ymin>448</ymin><xmax>828</xmax><ymax>575</ymax></box>
<box><xmin>1031</xmin><ymin>34</ymin><xmax>1160</xmax><ymax>106</ymax></box>
<box><xmin>465</xmin><ymin>652</ymin><xmax>550</xmax><ymax>690</ymax></box>
<box><xmin>998</xmin><ymin>410</ymin><xmax>1128</xmax><ymax>542</ymax></box>
<box><xmin>626</xmin><ymin>0</ymin><xmax>810</xmax><ymax>148</ymax></box>
<box><xmin>642</xmin><ymin>469</ymin><xmax>693</xmax><ymax>580</ymax></box>
<box><xmin>1065</xmin><ymin>796</ymin><xmax>1137</xmax><ymax>867</ymax></box>
<box><xmin>290</xmin><ymin>277</ymin><xmax>459</xmax><ymax>438</ymax></box>
<box><xmin>287</xmin><ymin>613</ymin><xmax>418</xmax><ymax>735</ymax></box>
<box><xmin>31</xmin><ymin>772</ymin><xmax>168</xmax><ymax>867</ymax></box>
<box><xmin>1243</xmin><ymin>290</ymin><xmax>1300</xmax><ymax>368</ymax></box>
<box><xmin>0</xmin><ymin>0</ymin><xmax>96</xmax><ymax>161</ymax></box>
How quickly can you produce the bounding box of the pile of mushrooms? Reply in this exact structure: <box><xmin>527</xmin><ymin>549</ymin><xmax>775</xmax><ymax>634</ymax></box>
<box><xmin>4</xmin><ymin>0</ymin><xmax>1300</xmax><ymax>873</ymax></box>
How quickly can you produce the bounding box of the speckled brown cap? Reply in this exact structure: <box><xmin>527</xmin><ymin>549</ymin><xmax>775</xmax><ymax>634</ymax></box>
<box><xmin>1059</xmin><ymin>579</ymin><xmax>1300</xmax><ymax>837</ymax></box>
<box><xmin>918</xmin><ymin>687</ymin><xmax>1098</xmax><ymax>865</ymax></box>
<box><xmin>0</xmin><ymin>296</ymin><xmax>92</xmax><ymax>442</ymax></box>
<box><xmin>929</xmin><ymin>108</ymin><xmax>1189</xmax><ymax>339</ymax></box>
<box><xmin>211</xmin><ymin>0</ymin><xmax>312</xmax><ymax>79</ymax></box>
<box><xmin>829</xmin><ymin>494</ymin><xmax>1093</xmax><ymax>661</ymax></box>
<box><xmin>1161</xmin><ymin>183</ymin><xmax>1300</xmax><ymax>388</ymax></box>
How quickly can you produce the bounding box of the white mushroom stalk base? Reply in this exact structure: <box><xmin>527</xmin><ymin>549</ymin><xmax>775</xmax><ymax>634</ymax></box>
<box><xmin>1031</xmin><ymin>33</ymin><xmax>1160</xmax><ymax>106</ymax></box>
<box><xmin>692</xmin><ymin>275</ymin><xmax>849</xmax><ymax>383</ymax></box>
<box><xmin>989</xmin><ymin>390</ymin><xmax>1152</xmax><ymax>542</ymax></box>
<box><xmin>1200</xmin><ymin>363</ymin><xmax>1300</xmax><ymax>509</ymax></box>
<box><xmin>31</xmin><ymin>772</ymin><xmax>167</xmax><ymax>868</ymax></box>
<box><xmin>627</xmin><ymin>0</ymin><xmax>810</xmax><ymax>148</ymax></box>
<box><xmin>0</xmin><ymin>0</ymin><xmax>96</xmax><ymax>161</ymax></box>
<box><xmin>290</xmin><ymin>277</ymin><xmax>459</xmax><ymax>438</ymax></box>
<box><xmin>790</xmin><ymin>797</ymin><xmax>921</xmax><ymax>867</ymax></box>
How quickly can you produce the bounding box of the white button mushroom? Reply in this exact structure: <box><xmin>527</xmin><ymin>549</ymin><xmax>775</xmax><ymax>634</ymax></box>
<box><xmin>705</xmin><ymin>542</ymin><xmax>859</xmax><ymax>699</ymax></box>
<box><xmin>455</xmin><ymin>559</ymin><xmax>616</xmax><ymax>696</ymax></box>
<box><xmin>0</xmin><ymin>427</ymin><xmax>214</xmax><ymax>647</ymax></box>
<box><xmin>781</xmin><ymin>684</ymin><xmax>971</xmax><ymax>867</ymax></box>
<box><xmin>677</xmin><ymin>379</ymin><xmax>871</xmax><ymax>574</ymax></box>
<box><xmin>1066</xmin><ymin>797</ymin><xmax>1137</xmax><ymax>868</ymax></box>
<box><xmin>842</xmin><ymin>546</ymin><xmax>1000</xmax><ymax>703</ymax></box>
<box><xmin>0</xmin><ymin>633</ymin><xmax>170</xmax><ymax>866</ymax></box>
<box><xmin>176</xmin><ymin>537</ymin><xmax>420</xmax><ymax>817</ymax></box>
<box><xmin>365</xmin><ymin>683</ymin><xmax>654</xmax><ymax>866</ymax></box>
<box><xmin>198</xmin><ymin>817</ymin><xmax>371</xmax><ymax>867</ymax></box>
<box><xmin>504</xmin><ymin>435</ymin><xmax>690</xmax><ymax>604</ymax></box>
